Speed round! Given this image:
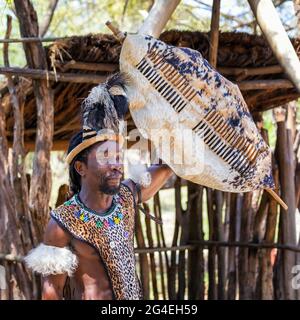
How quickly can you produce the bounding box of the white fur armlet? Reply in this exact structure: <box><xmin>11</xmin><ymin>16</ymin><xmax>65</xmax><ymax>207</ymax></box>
<box><xmin>24</xmin><ymin>244</ymin><xmax>78</xmax><ymax>277</ymax></box>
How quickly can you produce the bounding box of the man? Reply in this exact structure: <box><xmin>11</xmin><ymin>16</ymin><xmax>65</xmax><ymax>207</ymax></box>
<box><xmin>25</xmin><ymin>74</ymin><xmax>173</xmax><ymax>300</ymax></box>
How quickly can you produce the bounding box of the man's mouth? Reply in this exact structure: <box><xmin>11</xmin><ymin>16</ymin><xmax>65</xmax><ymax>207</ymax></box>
<box><xmin>106</xmin><ymin>173</ymin><xmax>122</xmax><ymax>180</ymax></box>
<box><xmin>107</xmin><ymin>177</ymin><xmax>121</xmax><ymax>181</ymax></box>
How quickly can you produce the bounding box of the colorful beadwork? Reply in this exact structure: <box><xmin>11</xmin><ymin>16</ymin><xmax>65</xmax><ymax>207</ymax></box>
<box><xmin>64</xmin><ymin>200</ymin><xmax>73</xmax><ymax>206</ymax></box>
<box><xmin>74</xmin><ymin>210</ymin><xmax>81</xmax><ymax>218</ymax></box>
<box><xmin>72</xmin><ymin>194</ymin><xmax>126</xmax><ymax>229</ymax></box>
<box><xmin>118</xmin><ymin>212</ymin><xmax>123</xmax><ymax>219</ymax></box>
<box><xmin>108</xmin><ymin>218</ymin><xmax>115</xmax><ymax>227</ymax></box>
<box><xmin>96</xmin><ymin>220</ymin><xmax>103</xmax><ymax>228</ymax></box>
<box><xmin>103</xmin><ymin>220</ymin><xmax>109</xmax><ymax>228</ymax></box>
<box><xmin>114</xmin><ymin>216</ymin><xmax>120</xmax><ymax>224</ymax></box>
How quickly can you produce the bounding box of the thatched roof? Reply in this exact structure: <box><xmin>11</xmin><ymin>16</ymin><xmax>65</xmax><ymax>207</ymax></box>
<box><xmin>2</xmin><ymin>30</ymin><xmax>300</xmax><ymax>150</ymax></box>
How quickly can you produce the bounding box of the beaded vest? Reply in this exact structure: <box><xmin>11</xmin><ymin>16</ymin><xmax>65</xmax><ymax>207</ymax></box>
<box><xmin>50</xmin><ymin>183</ymin><xmax>143</xmax><ymax>300</ymax></box>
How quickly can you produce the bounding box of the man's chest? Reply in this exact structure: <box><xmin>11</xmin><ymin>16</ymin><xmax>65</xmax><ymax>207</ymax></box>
<box><xmin>71</xmin><ymin>238</ymin><xmax>98</xmax><ymax>259</ymax></box>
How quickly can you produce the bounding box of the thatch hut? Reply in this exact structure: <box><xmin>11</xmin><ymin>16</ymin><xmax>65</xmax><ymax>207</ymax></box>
<box><xmin>2</xmin><ymin>31</ymin><xmax>300</xmax><ymax>150</ymax></box>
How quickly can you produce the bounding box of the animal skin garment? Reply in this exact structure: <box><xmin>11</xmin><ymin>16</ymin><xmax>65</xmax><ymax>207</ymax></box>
<box><xmin>120</xmin><ymin>34</ymin><xmax>274</xmax><ymax>193</ymax></box>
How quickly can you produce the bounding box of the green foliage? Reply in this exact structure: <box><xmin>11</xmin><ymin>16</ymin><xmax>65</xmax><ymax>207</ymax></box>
<box><xmin>263</xmin><ymin>110</ymin><xmax>277</xmax><ymax>150</ymax></box>
<box><xmin>297</xmin><ymin>99</ymin><xmax>300</xmax><ymax>123</ymax></box>
<box><xmin>0</xmin><ymin>0</ymin><xmax>209</xmax><ymax>68</ymax></box>
<box><xmin>0</xmin><ymin>0</ymin><xmax>297</xmax><ymax>68</ymax></box>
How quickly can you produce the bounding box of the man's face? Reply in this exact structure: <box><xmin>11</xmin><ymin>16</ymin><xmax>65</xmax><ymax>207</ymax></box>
<box><xmin>79</xmin><ymin>140</ymin><xmax>124</xmax><ymax>195</ymax></box>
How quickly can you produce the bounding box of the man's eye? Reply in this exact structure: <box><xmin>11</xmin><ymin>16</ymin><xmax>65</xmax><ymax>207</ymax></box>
<box><xmin>96</xmin><ymin>155</ymin><xmax>117</xmax><ymax>164</ymax></box>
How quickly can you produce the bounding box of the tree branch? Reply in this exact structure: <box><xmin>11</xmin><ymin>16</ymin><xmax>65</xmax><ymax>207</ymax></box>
<box><xmin>39</xmin><ymin>0</ymin><xmax>59</xmax><ymax>37</ymax></box>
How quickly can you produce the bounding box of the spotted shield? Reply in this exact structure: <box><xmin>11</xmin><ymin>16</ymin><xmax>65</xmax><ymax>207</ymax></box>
<box><xmin>120</xmin><ymin>34</ymin><xmax>274</xmax><ymax>193</ymax></box>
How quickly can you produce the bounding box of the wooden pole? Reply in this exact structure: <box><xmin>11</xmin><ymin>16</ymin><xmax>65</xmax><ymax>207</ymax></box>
<box><xmin>188</xmin><ymin>240</ymin><xmax>300</xmax><ymax>253</ymax></box>
<box><xmin>0</xmin><ymin>67</ymin><xmax>295</xmax><ymax>89</ymax></box>
<box><xmin>219</xmin><ymin>65</ymin><xmax>283</xmax><ymax>77</ymax></box>
<box><xmin>153</xmin><ymin>193</ymin><xmax>168</xmax><ymax>299</ymax></box>
<box><xmin>4</xmin><ymin>15</ymin><xmax>33</xmax><ymax>254</ymax></box>
<box><xmin>168</xmin><ymin>178</ymin><xmax>181</xmax><ymax>299</ymax></box>
<box><xmin>261</xmin><ymin>160</ymin><xmax>279</xmax><ymax>299</ymax></box>
<box><xmin>0</xmin><ymin>99</ymin><xmax>21</xmax><ymax>300</ymax></box>
<box><xmin>207</xmin><ymin>188</ymin><xmax>217</xmax><ymax>300</ymax></box>
<box><xmin>187</xmin><ymin>183</ymin><xmax>205</xmax><ymax>300</ymax></box>
<box><xmin>238</xmin><ymin>192</ymin><xmax>253</xmax><ymax>299</ymax></box>
<box><xmin>135</xmin><ymin>209</ymin><xmax>150</xmax><ymax>299</ymax></box>
<box><xmin>249</xmin><ymin>189</ymin><xmax>269</xmax><ymax>298</ymax></box>
<box><xmin>14</xmin><ymin>0</ymin><xmax>54</xmax><ymax>242</ymax></box>
<box><xmin>248</xmin><ymin>0</ymin><xmax>300</xmax><ymax>92</ymax></box>
<box><xmin>0</xmin><ymin>64</ymin><xmax>287</xmax><ymax>79</ymax></box>
<box><xmin>238</xmin><ymin>79</ymin><xmax>294</xmax><ymax>90</ymax></box>
<box><xmin>274</xmin><ymin>106</ymin><xmax>297</xmax><ymax>299</ymax></box>
<box><xmin>57</xmin><ymin>61</ymin><xmax>118</xmax><ymax>72</ymax></box>
<box><xmin>3</xmin><ymin>240</ymin><xmax>300</xmax><ymax>261</ymax></box>
<box><xmin>0</xmin><ymin>36</ymin><xmax>71</xmax><ymax>43</ymax></box>
<box><xmin>215</xmin><ymin>190</ymin><xmax>226</xmax><ymax>299</ymax></box>
<box><xmin>265</xmin><ymin>188</ymin><xmax>288</xmax><ymax>210</ymax></box>
<box><xmin>209</xmin><ymin>0</ymin><xmax>221</xmax><ymax>68</ymax></box>
<box><xmin>105</xmin><ymin>21</ymin><xmax>125</xmax><ymax>42</ymax></box>
<box><xmin>227</xmin><ymin>193</ymin><xmax>237</xmax><ymax>299</ymax></box>
<box><xmin>0</xmin><ymin>63</ymin><xmax>287</xmax><ymax>79</ymax></box>
<box><xmin>138</xmin><ymin>0</ymin><xmax>181</xmax><ymax>38</ymax></box>
<box><xmin>1</xmin><ymin>14</ymin><xmax>35</xmax><ymax>300</ymax></box>
<box><xmin>0</xmin><ymin>67</ymin><xmax>107</xmax><ymax>84</ymax></box>
<box><xmin>144</xmin><ymin>203</ymin><xmax>159</xmax><ymax>299</ymax></box>
<box><xmin>176</xmin><ymin>178</ymin><xmax>189</xmax><ymax>299</ymax></box>
<box><xmin>208</xmin><ymin>1</ymin><xmax>224</xmax><ymax>300</ymax></box>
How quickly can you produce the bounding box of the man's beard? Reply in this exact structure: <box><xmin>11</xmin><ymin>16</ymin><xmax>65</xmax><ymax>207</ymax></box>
<box><xmin>98</xmin><ymin>180</ymin><xmax>121</xmax><ymax>195</ymax></box>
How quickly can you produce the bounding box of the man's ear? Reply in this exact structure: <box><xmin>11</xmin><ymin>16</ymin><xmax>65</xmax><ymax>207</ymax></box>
<box><xmin>74</xmin><ymin>161</ymin><xmax>86</xmax><ymax>177</ymax></box>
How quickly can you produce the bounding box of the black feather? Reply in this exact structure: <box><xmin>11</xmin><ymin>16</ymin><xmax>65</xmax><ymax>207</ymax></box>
<box><xmin>110</xmin><ymin>95</ymin><xmax>129</xmax><ymax>119</ymax></box>
<box><xmin>107</xmin><ymin>72</ymin><xmax>129</xmax><ymax>119</ymax></box>
<box><xmin>106</xmin><ymin>72</ymin><xmax>128</xmax><ymax>92</ymax></box>
<box><xmin>86</xmin><ymin>102</ymin><xmax>106</xmax><ymax>130</ymax></box>
<box><xmin>81</xmin><ymin>72</ymin><xmax>130</xmax><ymax>133</ymax></box>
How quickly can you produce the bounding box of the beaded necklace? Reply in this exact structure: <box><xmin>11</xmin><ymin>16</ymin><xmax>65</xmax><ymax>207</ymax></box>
<box><xmin>64</xmin><ymin>194</ymin><xmax>125</xmax><ymax>230</ymax></box>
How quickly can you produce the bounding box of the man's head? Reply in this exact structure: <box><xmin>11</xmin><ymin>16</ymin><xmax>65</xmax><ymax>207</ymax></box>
<box><xmin>67</xmin><ymin>73</ymin><xmax>129</xmax><ymax>195</ymax></box>
<box><xmin>68</xmin><ymin>131</ymin><xmax>124</xmax><ymax>195</ymax></box>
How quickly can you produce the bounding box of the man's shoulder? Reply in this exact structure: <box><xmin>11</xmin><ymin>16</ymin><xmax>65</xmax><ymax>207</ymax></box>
<box><xmin>121</xmin><ymin>179</ymin><xmax>134</xmax><ymax>193</ymax></box>
<box><xmin>120</xmin><ymin>180</ymin><xmax>137</xmax><ymax>204</ymax></box>
<box><xmin>44</xmin><ymin>216</ymin><xmax>72</xmax><ymax>244</ymax></box>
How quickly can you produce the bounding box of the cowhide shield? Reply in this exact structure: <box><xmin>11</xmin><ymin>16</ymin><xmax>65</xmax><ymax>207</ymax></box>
<box><xmin>119</xmin><ymin>34</ymin><xmax>274</xmax><ymax>192</ymax></box>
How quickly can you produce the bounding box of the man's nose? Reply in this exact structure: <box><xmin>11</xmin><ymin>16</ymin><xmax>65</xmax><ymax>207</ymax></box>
<box><xmin>109</xmin><ymin>162</ymin><xmax>123</xmax><ymax>173</ymax></box>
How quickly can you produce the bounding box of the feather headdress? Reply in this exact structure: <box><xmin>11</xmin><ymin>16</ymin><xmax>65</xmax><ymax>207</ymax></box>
<box><xmin>65</xmin><ymin>73</ymin><xmax>129</xmax><ymax>164</ymax></box>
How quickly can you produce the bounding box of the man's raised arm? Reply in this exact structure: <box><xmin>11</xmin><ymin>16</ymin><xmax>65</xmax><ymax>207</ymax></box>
<box><xmin>124</xmin><ymin>164</ymin><xmax>173</xmax><ymax>204</ymax></box>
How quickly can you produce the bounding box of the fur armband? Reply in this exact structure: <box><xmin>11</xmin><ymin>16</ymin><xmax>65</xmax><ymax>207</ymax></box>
<box><xmin>24</xmin><ymin>244</ymin><xmax>78</xmax><ymax>276</ymax></box>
